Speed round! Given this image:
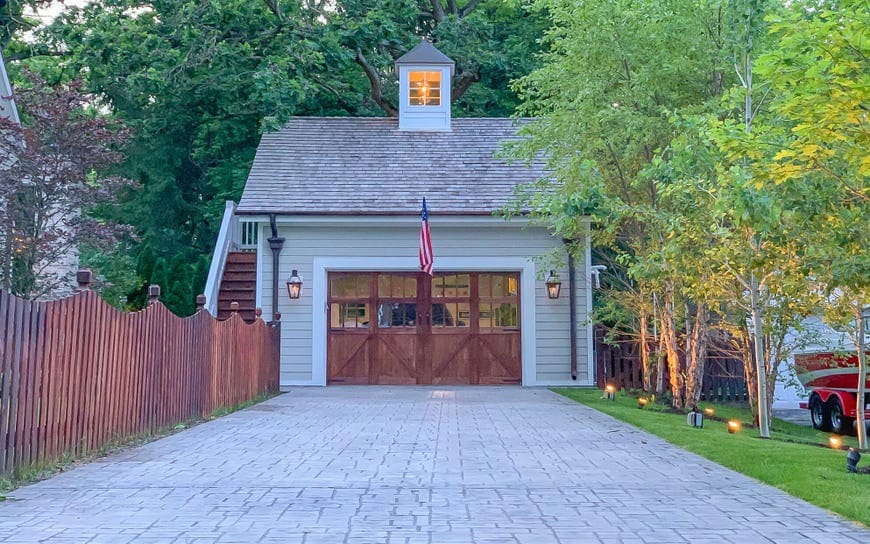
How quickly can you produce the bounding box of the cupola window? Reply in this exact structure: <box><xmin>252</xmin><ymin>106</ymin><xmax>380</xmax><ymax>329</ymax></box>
<box><xmin>409</xmin><ymin>71</ymin><xmax>441</xmax><ymax>106</ymax></box>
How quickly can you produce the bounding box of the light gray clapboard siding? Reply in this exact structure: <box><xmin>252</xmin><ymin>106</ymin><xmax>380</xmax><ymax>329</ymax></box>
<box><xmin>259</xmin><ymin>222</ymin><xmax>589</xmax><ymax>386</ymax></box>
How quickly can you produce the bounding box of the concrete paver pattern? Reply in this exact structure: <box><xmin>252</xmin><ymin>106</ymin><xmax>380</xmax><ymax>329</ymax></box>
<box><xmin>0</xmin><ymin>387</ymin><xmax>867</xmax><ymax>543</ymax></box>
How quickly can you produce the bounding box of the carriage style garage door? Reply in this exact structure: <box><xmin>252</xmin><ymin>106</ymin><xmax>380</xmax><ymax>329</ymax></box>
<box><xmin>327</xmin><ymin>272</ymin><xmax>521</xmax><ymax>385</ymax></box>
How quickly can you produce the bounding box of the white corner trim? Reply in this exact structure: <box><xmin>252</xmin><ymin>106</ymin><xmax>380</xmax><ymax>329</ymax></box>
<box><xmin>585</xmin><ymin>224</ymin><xmax>595</xmax><ymax>384</ymax></box>
<box><xmin>311</xmin><ymin>256</ymin><xmax>537</xmax><ymax>387</ymax></box>
<box><xmin>312</xmin><ymin>260</ymin><xmax>328</xmax><ymax>386</ymax></box>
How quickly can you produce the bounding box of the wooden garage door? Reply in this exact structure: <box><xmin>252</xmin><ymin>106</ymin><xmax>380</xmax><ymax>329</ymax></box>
<box><xmin>327</xmin><ymin>272</ymin><xmax>521</xmax><ymax>385</ymax></box>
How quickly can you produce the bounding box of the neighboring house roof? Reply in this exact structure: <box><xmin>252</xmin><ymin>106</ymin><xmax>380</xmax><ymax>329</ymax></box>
<box><xmin>0</xmin><ymin>50</ymin><xmax>21</xmax><ymax>125</ymax></box>
<box><xmin>395</xmin><ymin>40</ymin><xmax>455</xmax><ymax>66</ymax></box>
<box><xmin>237</xmin><ymin>117</ymin><xmax>548</xmax><ymax>216</ymax></box>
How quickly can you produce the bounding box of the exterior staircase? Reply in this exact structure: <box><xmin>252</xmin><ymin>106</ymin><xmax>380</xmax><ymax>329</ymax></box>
<box><xmin>217</xmin><ymin>252</ymin><xmax>257</xmax><ymax>321</ymax></box>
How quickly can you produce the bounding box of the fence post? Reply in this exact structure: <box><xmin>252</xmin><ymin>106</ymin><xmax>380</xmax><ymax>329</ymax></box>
<box><xmin>76</xmin><ymin>269</ymin><xmax>92</xmax><ymax>291</ymax></box>
<box><xmin>148</xmin><ymin>285</ymin><xmax>161</xmax><ymax>305</ymax></box>
<box><xmin>255</xmin><ymin>308</ymin><xmax>262</xmax><ymax>321</ymax></box>
<box><xmin>195</xmin><ymin>295</ymin><xmax>206</xmax><ymax>312</ymax></box>
<box><xmin>230</xmin><ymin>302</ymin><xmax>239</xmax><ymax>314</ymax></box>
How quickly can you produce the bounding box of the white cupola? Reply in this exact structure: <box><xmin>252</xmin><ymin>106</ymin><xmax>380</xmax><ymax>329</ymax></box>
<box><xmin>395</xmin><ymin>40</ymin><xmax>454</xmax><ymax>131</ymax></box>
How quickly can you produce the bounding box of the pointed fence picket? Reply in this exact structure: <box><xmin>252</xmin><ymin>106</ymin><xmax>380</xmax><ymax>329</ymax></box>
<box><xmin>0</xmin><ymin>279</ymin><xmax>280</xmax><ymax>479</ymax></box>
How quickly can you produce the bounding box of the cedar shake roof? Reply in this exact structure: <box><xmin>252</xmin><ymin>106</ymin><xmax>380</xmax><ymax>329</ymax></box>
<box><xmin>236</xmin><ymin>117</ymin><xmax>547</xmax><ymax>216</ymax></box>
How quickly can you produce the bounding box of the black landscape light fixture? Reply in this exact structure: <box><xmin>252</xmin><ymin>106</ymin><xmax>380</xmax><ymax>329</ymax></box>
<box><xmin>687</xmin><ymin>408</ymin><xmax>704</xmax><ymax>428</ymax></box>
<box><xmin>847</xmin><ymin>447</ymin><xmax>861</xmax><ymax>473</ymax></box>
<box><xmin>545</xmin><ymin>270</ymin><xmax>561</xmax><ymax>299</ymax></box>
<box><xmin>604</xmin><ymin>384</ymin><xmax>616</xmax><ymax>401</ymax></box>
<box><xmin>286</xmin><ymin>270</ymin><xmax>303</xmax><ymax>300</ymax></box>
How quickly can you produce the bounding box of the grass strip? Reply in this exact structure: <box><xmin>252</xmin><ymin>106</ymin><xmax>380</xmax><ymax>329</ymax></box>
<box><xmin>554</xmin><ymin>387</ymin><xmax>870</xmax><ymax>528</ymax></box>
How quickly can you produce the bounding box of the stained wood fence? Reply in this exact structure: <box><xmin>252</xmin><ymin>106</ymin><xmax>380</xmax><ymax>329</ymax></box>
<box><xmin>595</xmin><ymin>325</ymin><xmax>748</xmax><ymax>401</ymax></box>
<box><xmin>0</xmin><ymin>273</ymin><xmax>280</xmax><ymax>479</ymax></box>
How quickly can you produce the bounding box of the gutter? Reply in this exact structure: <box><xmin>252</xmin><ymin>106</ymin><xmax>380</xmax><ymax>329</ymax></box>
<box><xmin>268</xmin><ymin>214</ymin><xmax>285</xmax><ymax>323</ymax></box>
<box><xmin>564</xmin><ymin>238</ymin><xmax>578</xmax><ymax>381</ymax></box>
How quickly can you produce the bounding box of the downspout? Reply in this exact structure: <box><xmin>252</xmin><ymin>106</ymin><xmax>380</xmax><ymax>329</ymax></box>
<box><xmin>564</xmin><ymin>239</ymin><xmax>578</xmax><ymax>381</ymax></box>
<box><xmin>268</xmin><ymin>214</ymin><xmax>285</xmax><ymax>323</ymax></box>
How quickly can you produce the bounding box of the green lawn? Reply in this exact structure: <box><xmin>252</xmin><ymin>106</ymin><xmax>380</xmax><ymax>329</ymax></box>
<box><xmin>554</xmin><ymin>388</ymin><xmax>870</xmax><ymax>528</ymax></box>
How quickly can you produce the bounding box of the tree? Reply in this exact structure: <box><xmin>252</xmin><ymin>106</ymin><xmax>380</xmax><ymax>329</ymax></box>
<box><xmin>0</xmin><ymin>72</ymin><xmax>132</xmax><ymax>298</ymax></box>
<box><xmin>751</xmin><ymin>0</ymin><xmax>869</xmax><ymax>447</ymax></box>
<box><xmin>507</xmin><ymin>0</ymin><xmax>735</xmax><ymax>409</ymax></box>
<box><xmin>9</xmin><ymin>0</ymin><xmax>545</xmax><ymax>307</ymax></box>
<box><xmin>333</xmin><ymin>0</ymin><xmax>547</xmax><ymax>116</ymax></box>
<box><xmin>0</xmin><ymin>1</ymin><xmax>56</xmax><ymax>46</ymax></box>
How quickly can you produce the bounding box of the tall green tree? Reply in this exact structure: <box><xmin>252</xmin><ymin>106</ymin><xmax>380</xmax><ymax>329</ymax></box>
<box><xmin>750</xmin><ymin>0</ymin><xmax>869</xmax><ymax>446</ymax></box>
<box><xmin>5</xmin><ymin>0</ymin><xmax>546</xmax><ymax>307</ymax></box>
<box><xmin>508</xmin><ymin>0</ymin><xmax>734</xmax><ymax>408</ymax></box>
<box><xmin>0</xmin><ymin>72</ymin><xmax>132</xmax><ymax>299</ymax></box>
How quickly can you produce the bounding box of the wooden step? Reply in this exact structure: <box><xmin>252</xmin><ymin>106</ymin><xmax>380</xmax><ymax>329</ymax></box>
<box><xmin>217</xmin><ymin>252</ymin><xmax>257</xmax><ymax>321</ymax></box>
<box><xmin>226</xmin><ymin>252</ymin><xmax>256</xmax><ymax>263</ymax></box>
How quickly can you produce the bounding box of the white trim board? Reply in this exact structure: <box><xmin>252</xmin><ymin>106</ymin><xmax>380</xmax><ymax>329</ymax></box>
<box><xmin>312</xmin><ymin>256</ymin><xmax>538</xmax><ymax>387</ymax></box>
<box><xmin>585</xmin><ymin>223</ymin><xmax>595</xmax><ymax>384</ymax></box>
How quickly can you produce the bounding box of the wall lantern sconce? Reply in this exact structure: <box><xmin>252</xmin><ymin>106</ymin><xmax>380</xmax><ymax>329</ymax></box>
<box><xmin>286</xmin><ymin>270</ymin><xmax>303</xmax><ymax>300</ymax></box>
<box><xmin>727</xmin><ymin>419</ymin><xmax>742</xmax><ymax>434</ymax></box>
<box><xmin>545</xmin><ymin>270</ymin><xmax>562</xmax><ymax>299</ymax></box>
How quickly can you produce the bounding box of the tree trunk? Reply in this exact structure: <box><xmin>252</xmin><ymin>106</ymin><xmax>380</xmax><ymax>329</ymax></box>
<box><xmin>734</xmin><ymin>329</ymin><xmax>758</xmax><ymax>423</ymax></box>
<box><xmin>749</xmin><ymin>273</ymin><xmax>771</xmax><ymax>438</ymax></box>
<box><xmin>684</xmin><ymin>304</ymin><xmax>709</xmax><ymax>407</ymax></box>
<box><xmin>640</xmin><ymin>313</ymin><xmax>652</xmax><ymax>391</ymax></box>
<box><xmin>856</xmin><ymin>304</ymin><xmax>867</xmax><ymax>450</ymax></box>
<box><xmin>660</xmin><ymin>291</ymin><xmax>683</xmax><ymax>408</ymax></box>
<box><xmin>654</xmin><ymin>292</ymin><xmax>665</xmax><ymax>394</ymax></box>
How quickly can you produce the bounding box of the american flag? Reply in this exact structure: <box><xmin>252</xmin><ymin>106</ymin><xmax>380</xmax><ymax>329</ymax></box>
<box><xmin>419</xmin><ymin>198</ymin><xmax>434</xmax><ymax>276</ymax></box>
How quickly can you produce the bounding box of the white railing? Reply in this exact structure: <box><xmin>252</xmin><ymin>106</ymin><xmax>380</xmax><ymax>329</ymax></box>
<box><xmin>203</xmin><ymin>201</ymin><xmax>239</xmax><ymax>316</ymax></box>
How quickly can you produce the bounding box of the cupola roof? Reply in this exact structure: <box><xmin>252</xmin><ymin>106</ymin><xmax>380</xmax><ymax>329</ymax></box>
<box><xmin>395</xmin><ymin>39</ymin><xmax>455</xmax><ymax>66</ymax></box>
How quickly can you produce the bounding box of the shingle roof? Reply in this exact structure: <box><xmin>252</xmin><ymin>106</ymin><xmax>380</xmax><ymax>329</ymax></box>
<box><xmin>395</xmin><ymin>40</ymin><xmax>455</xmax><ymax>66</ymax></box>
<box><xmin>237</xmin><ymin>117</ymin><xmax>547</xmax><ymax>215</ymax></box>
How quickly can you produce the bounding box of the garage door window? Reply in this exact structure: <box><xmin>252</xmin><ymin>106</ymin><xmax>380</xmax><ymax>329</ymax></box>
<box><xmin>432</xmin><ymin>274</ymin><xmax>470</xmax><ymax>328</ymax></box>
<box><xmin>478</xmin><ymin>273</ymin><xmax>519</xmax><ymax>329</ymax></box>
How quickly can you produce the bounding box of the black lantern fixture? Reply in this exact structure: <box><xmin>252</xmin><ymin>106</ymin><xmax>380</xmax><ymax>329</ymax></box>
<box><xmin>545</xmin><ymin>270</ymin><xmax>562</xmax><ymax>300</ymax></box>
<box><xmin>286</xmin><ymin>270</ymin><xmax>302</xmax><ymax>300</ymax></box>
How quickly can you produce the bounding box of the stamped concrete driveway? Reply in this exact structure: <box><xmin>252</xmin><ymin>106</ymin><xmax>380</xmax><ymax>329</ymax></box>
<box><xmin>0</xmin><ymin>387</ymin><xmax>867</xmax><ymax>544</ymax></box>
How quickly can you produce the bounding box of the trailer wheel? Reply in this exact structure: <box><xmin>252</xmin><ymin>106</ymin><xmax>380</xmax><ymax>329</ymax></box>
<box><xmin>810</xmin><ymin>395</ymin><xmax>830</xmax><ymax>431</ymax></box>
<box><xmin>828</xmin><ymin>397</ymin><xmax>853</xmax><ymax>435</ymax></box>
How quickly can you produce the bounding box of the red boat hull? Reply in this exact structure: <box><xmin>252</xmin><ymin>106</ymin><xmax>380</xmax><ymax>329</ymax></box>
<box><xmin>794</xmin><ymin>352</ymin><xmax>870</xmax><ymax>392</ymax></box>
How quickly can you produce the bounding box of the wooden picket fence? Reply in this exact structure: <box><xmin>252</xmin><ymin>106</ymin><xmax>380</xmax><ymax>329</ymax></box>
<box><xmin>0</xmin><ymin>274</ymin><xmax>280</xmax><ymax>479</ymax></box>
<box><xmin>595</xmin><ymin>325</ymin><xmax>748</xmax><ymax>401</ymax></box>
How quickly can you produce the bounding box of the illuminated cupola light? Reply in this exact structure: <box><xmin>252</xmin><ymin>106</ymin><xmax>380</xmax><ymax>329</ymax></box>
<box><xmin>395</xmin><ymin>39</ymin><xmax>454</xmax><ymax>131</ymax></box>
